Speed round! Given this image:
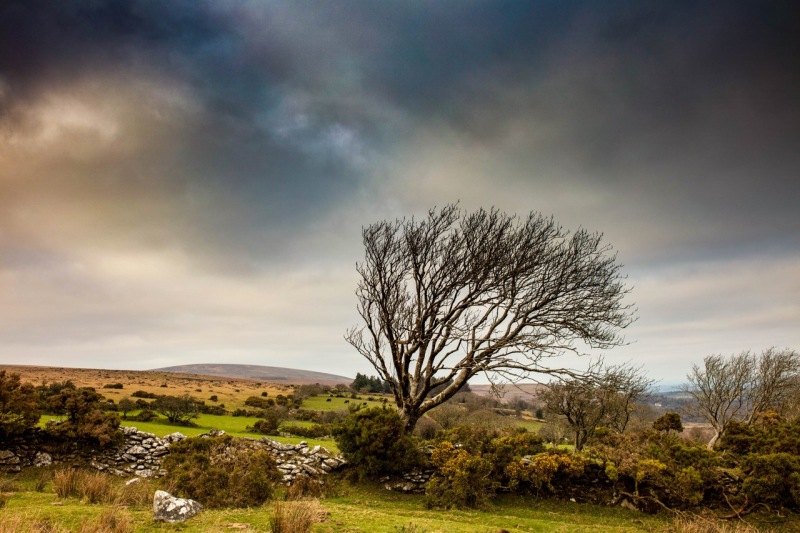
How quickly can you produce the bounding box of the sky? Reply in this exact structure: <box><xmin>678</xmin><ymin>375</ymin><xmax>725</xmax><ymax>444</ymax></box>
<box><xmin>0</xmin><ymin>1</ymin><xmax>797</xmax><ymax>386</ymax></box>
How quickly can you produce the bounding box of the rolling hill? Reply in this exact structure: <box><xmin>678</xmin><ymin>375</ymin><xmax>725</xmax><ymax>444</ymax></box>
<box><xmin>151</xmin><ymin>363</ymin><xmax>353</xmax><ymax>386</ymax></box>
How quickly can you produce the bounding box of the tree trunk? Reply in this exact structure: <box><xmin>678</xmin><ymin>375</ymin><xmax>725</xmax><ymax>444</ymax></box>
<box><xmin>400</xmin><ymin>409</ymin><xmax>420</xmax><ymax>435</ymax></box>
<box><xmin>707</xmin><ymin>430</ymin><xmax>721</xmax><ymax>450</ymax></box>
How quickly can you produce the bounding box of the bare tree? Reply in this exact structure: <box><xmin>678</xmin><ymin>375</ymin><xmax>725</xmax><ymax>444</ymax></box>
<box><xmin>537</xmin><ymin>363</ymin><xmax>652</xmax><ymax>451</ymax></box>
<box><xmin>346</xmin><ymin>205</ymin><xmax>634</xmax><ymax>431</ymax></box>
<box><xmin>683</xmin><ymin>347</ymin><xmax>799</xmax><ymax>448</ymax></box>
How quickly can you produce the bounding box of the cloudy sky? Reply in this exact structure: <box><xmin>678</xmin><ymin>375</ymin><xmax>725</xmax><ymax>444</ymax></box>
<box><xmin>0</xmin><ymin>1</ymin><xmax>797</xmax><ymax>385</ymax></box>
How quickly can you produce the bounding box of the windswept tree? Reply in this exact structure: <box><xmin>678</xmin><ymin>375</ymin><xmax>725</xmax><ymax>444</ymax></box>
<box><xmin>346</xmin><ymin>205</ymin><xmax>634</xmax><ymax>431</ymax></box>
<box><xmin>683</xmin><ymin>347</ymin><xmax>799</xmax><ymax>448</ymax></box>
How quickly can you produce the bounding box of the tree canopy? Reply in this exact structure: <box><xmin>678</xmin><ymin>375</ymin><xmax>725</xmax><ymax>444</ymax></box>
<box><xmin>346</xmin><ymin>205</ymin><xmax>634</xmax><ymax>431</ymax></box>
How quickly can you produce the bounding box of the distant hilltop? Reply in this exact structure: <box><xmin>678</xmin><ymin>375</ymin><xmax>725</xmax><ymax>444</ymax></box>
<box><xmin>150</xmin><ymin>363</ymin><xmax>353</xmax><ymax>386</ymax></box>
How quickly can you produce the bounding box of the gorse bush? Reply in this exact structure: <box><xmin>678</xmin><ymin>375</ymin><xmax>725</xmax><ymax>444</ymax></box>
<box><xmin>437</xmin><ymin>425</ymin><xmax>545</xmax><ymax>486</ymax></box>
<box><xmin>162</xmin><ymin>435</ymin><xmax>282</xmax><ymax>508</ymax></box>
<box><xmin>425</xmin><ymin>441</ymin><xmax>494</xmax><ymax>509</ymax></box>
<box><xmin>0</xmin><ymin>371</ymin><xmax>40</xmax><ymax>437</ymax></box>
<box><xmin>586</xmin><ymin>429</ymin><xmax>718</xmax><ymax>508</ymax></box>
<box><xmin>505</xmin><ymin>451</ymin><xmax>585</xmax><ymax>495</ymax></box>
<box><xmin>333</xmin><ymin>407</ymin><xmax>422</xmax><ymax>479</ymax></box>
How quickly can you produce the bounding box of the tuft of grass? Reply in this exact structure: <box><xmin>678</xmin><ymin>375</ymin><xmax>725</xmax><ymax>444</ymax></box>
<box><xmin>77</xmin><ymin>506</ymin><xmax>133</xmax><ymax>533</ymax></box>
<box><xmin>112</xmin><ymin>478</ymin><xmax>156</xmax><ymax>508</ymax></box>
<box><xmin>80</xmin><ymin>471</ymin><xmax>116</xmax><ymax>505</ymax></box>
<box><xmin>52</xmin><ymin>468</ymin><xmax>82</xmax><ymax>500</ymax></box>
<box><xmin>664</xmin><ymin>515</ymin><xmax>762</xmax><ymax>533</ymax></box>
<box><xmin>35</xmin><ymin>469</ymin><xmax>52</xmax><ymax>492</ymax></box>
<box><xmin>52</xmin><ymin>468</ymin><xmax>129</xmax><ymax>505</ymax></box>
<box><xmin>270</xmin><ymin>500</ymin><xmax>322</xmax><ymax>533</ymax></box>
<box><xmin>0</xmin><ymin>478</ymin><xmax>19</xmax><ymax>493</ymax></box>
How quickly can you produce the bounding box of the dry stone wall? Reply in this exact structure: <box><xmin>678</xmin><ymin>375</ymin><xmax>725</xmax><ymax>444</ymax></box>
<box><xmin>0</xmin><ymin>427</ymin><xmax>345</xmax><ymax>483</ymax></box>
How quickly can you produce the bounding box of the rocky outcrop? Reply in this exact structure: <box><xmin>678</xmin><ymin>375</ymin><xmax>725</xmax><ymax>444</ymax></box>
<box><xmin>153</xmin><ymin>490</ymin><xmax>203</xmax><ymax>523</ymax></box>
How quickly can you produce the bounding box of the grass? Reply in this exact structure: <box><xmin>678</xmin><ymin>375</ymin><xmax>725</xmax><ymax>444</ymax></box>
<box><xmin>3</xmin><ymin>469</ymin><xmax>798</xmax><ymax>532</ymax></box>
<box><xmin>300</xmin><ymin>394</ymin><xmax>389</xmax><ymax>411</ymax></box>
<box><xmin>39</xmin><ymin>412</ymin><xmax>340</xmax><ymax>453</ymax></box>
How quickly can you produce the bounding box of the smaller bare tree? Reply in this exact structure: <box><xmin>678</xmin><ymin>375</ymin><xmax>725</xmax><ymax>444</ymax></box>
<box><xmin>683</xmin><ymin>347</ymin><xmax>799</xmax><ymax>448</ymax></box>
<box><xmin>538</xmin><ymin>362</ymin><xmax>653</xmax><ymax>451</ymax></box>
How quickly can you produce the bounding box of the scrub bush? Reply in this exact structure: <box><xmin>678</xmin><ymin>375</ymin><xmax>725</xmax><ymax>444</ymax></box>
<box><xmin>425</xmin><ymin>441</ymin><xmax>494</xmax><ymax>509</ymax></box>
<box><xmin>333</xmin><ymin>407</ymin><xmax>422</xmax><ymax>479</ymax></box>
<box><xmin>162</xmin><ymin>435</ymin><xmax>282</xmax><ymax>508</ymax></box>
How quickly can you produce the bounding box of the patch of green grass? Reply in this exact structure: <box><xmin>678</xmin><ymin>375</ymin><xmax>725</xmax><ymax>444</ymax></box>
<box><xmin>316</xmin><ymin>484</ymin><xmax>670</xmax><ymax>532</ymax></box>
<box><xmin>516</xmin><ymin>418</ymin><xmax>544</xmax><ymax>432</ymax></box>
<box><xmin>302</xmin><ymin>394</ymin><xmax>389</xmax><ymax>412</ymax></box>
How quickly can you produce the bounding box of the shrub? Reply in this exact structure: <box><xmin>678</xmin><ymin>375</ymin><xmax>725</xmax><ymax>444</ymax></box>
<box><xmin>413</xmin><ymin>417</ymin><xmax>441</xmax><ymax>440</ymax></box>
<box><xmin>245</xmin><ymin>395</ymin><xmax>275</xmax><ymax>409</ymax></box>
<box><xmin>131</xmin><ymin>390</ymin><xmax>157</xmax><ymax>399</ymax></box>
<box><xmin>247</xmin><ymin>418</ymin><xmax>280</xmax><ymax>435</ymax></box>
<box><xmin>45</xmin><ymin>388</ymin><xmax>122</xmax><ymax>447</ymax></box>
<box><xmin>505</xmin><ymin>451</ymin><xmax>585</xmax><ymax>495</ymax></box>
<box><xmin>102</xmin><ymin>383</ymin><xmax>124</xmax><ymax>389</ymax></box>
<box><xmin>425</xmin><ymin>441</ymin><xmax>494</xmax><ymax>509</ymax></box>
<box><xmin>437</xmin><ymin>425</ymin><xmax>545</xmax><ymax>485</ymax></box>
<box><xmin>131</xmin><ymin>409</ymin><xmax>158</xmax><ymax>422</ymax></box>
<box><xmin>586</xmin><ymin>429</ymin><xmax>718</xmax><ymax>509</ymax></box>
<box><xmin>333</xmin><ymin>407</ymin><xmax>422</xmax><ymax>479</ymax></box>
<box><xmin>162</xmin><ymin>435</ymin><xmax>282</xmax><ymax>508</ymax></box>
<box><xmin>0</xmin><ymin>371</ymin><xmax>41</xmax><ymax>437</ymax></box>
<box><xmin>740</xmin><ymin>453</ymin><xmax>800</xmax><ymax>510</ymax></box>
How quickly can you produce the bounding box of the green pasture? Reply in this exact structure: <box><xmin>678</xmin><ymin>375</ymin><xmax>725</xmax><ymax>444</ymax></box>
<box><xmin>38</xmin><ymin>413</ymin><xmax>338</xmax><ymax>452</ymax></box>
<box><xmin>300</xmin><ymin>394</ymin><xmax>389</xmax><ymax>411</ymax></box>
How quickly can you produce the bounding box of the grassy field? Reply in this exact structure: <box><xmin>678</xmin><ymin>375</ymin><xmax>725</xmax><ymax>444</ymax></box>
<box><xmin>0</xmin><ymin>470</ymin><xmax>677</xmax><ymax>533</ymax></box>
<box><xmin>2</xmin><ymin>364</ymin><xmax>292</xmax><ymax>411</ymax></box>
<box><xmin>301</xmin><ymin>394</ymin><xmax>389</xmax><ymax>411</ymax></box>
<box><xmin>3</xmin><ymin>468</ymin><xmax>797</xmax><ymax>532</ymax></box>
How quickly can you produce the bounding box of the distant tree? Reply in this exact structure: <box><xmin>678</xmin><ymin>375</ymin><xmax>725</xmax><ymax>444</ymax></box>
<box><xmin>117</xmin><ymin>397</ymin><xmax>136</xmax><ymax>419</ymax></box>
<box><xmin>350</xmin><ymin>373</ymin><xmax>390</xmax><ymax>394</ymax></box>
<box><xmin>683</xmin><ymin>348</ymin><xmax>799</xmax><ymax>448</ymax></box>
<box><xmin>153</xmin><ymin>395</ymin><xmax>200</xmax><ymax>425</ymax></box>
<box><xmin>0</xmin><ymin>371</ymin><xmax>40</xmax><ymax>436</ymax></box>
<box><xmin>346</xmin><ymin>205</ymin><xmax>634</xmax><ymax>432</ymax></box>
<box><xmin>652</xmin><ymin>412</ymin><xmax>683</xmax><ymax>433</ymax></box>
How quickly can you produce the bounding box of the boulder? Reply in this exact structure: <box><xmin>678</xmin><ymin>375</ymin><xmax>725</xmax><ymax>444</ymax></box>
<box><xmin>33</xmin><ymin>452</ymin><xmax>52</xmax><ymax>467</ymax></box>
<box><xmin>153</xmin><ymin>490</ymin><xmax>203</xmax><ymax>523</ymax></box>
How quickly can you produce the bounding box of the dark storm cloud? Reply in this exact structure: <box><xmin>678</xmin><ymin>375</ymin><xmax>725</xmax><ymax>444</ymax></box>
<box><xmin>0</xmin><ymin>1</ymin><xmax>797</xmax><ymax>375</ymax></box>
